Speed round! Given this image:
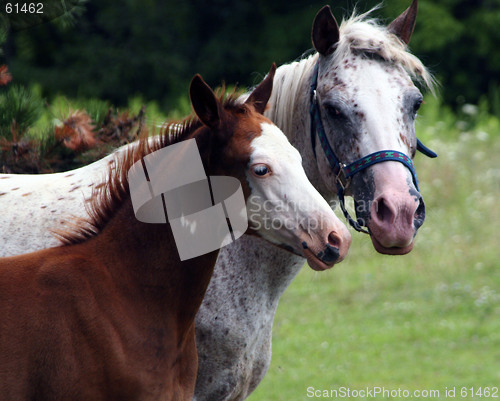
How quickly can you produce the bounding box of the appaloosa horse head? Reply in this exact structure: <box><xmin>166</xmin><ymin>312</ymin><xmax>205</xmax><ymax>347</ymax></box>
<box><xmin>267</xmin><ymin>0</ymin><xmax>436</xmax><ymax>255</ymax></box>
<box><xmin>310</xmin><ymin>1</ymin><xmax>437</xmax><ymax>254</ymax></box>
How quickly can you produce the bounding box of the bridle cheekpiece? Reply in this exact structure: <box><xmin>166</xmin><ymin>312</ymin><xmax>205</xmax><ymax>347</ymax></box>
<box><xmin>309</xmin><ymin>62</ymin><xmax>437</xmax><ymax>234</ymax></box>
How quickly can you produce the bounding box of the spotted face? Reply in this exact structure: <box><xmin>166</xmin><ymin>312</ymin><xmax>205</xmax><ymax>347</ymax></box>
<box><xmin>311</xmin><ymin>3</ymin><xmax>434</xmax><ymax>255</ymax></box>
<box><xmin>316</xmin><ymin>56</ymin><xmax>422</xmax><ymax>164</ymax></box>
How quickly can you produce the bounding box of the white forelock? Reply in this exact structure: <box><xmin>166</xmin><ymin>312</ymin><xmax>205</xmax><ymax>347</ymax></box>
<box><xmin>335</xmin><ymin>8</ymin><xmax>436</xmax><ymax>92</ymax></box>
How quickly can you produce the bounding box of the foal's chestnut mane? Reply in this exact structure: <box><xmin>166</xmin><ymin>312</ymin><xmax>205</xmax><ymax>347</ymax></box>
<box><xmin>56</xmin><ymin>89</ymin><xmax>247</xmax><ymax>245</ymax></box>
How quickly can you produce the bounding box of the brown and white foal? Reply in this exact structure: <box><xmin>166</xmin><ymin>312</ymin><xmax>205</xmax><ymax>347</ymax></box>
<box><xmin>0</xmin><ymin>66</ymin><xmax>350</xmax><ymax>400</ymax></box>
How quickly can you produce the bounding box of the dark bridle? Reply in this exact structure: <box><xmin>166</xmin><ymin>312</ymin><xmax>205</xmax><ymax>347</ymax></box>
<box><xmin>309</xmin><ymin>62</ymin><xmax>437</xmax><ymax>234</ymax></box>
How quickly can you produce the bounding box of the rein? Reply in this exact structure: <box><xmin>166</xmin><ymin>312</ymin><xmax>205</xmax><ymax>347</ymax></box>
<box><xmin>309</xmin><ymin>62</ymin><xmax>437</xmax><ymax>234</ymax></box>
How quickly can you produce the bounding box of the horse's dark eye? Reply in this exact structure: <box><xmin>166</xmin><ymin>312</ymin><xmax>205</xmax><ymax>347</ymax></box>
<box><xmin>251</xmin><ymin>164</ymin><xmax>271</xmax><ymax>177</ymax></box>
<box><xmin>412</xmin><ymin>99</ymin><xmax>423</xmax><ymax>117</ymax></box>
<box><xmin>326</xmin><ymin>105</ymin><xmax>344</xmax><ymax>119</ymax></box>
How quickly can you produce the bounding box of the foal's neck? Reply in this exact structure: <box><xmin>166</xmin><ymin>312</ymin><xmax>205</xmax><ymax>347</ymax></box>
<box><xmin>96</xmin><ymin>197</ymin><xmax>218</xmax><ymax>318</ymax></box>
<box><xmin>91</xmin><ymin>132</ymin><xmax>226</xmax><ymax>327</ymax></box>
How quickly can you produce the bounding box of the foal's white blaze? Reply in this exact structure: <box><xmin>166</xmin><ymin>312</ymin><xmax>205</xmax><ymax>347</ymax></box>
<box><xmin>246</xmin><ymin>123</ymin><xmax>351</xmax><ymax>270</ymax></box>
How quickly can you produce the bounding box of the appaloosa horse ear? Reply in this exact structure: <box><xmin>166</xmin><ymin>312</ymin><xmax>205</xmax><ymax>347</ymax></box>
<box><xmin>245</xmin><ymin>63</ymin><xmax>276</xmax><ymax>115</ymax></box>
<box><xmin>190</xmin><ymin>74</ymin><xmax>222</xmax><ymax>130</ymax></box>
<box><xmin>388</xmin><ymin>0</ymin><xmax>418</xmax><ymax>45</ymax></box>
<box><xmin>312</xmin><ymin>5</ymin><xmax>340</xmax><ymax>56</ymax></box>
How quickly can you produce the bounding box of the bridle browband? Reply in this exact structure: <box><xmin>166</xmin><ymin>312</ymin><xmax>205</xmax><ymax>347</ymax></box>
<box><xmin>309</xmin><ymin>62</ymin><xmax>437</xmax><ymax>234</ymax></box>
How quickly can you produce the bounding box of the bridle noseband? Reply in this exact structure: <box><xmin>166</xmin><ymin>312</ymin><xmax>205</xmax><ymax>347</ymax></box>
<box><xmin>309</xmin><ymin>62</ymin><xmax>437</xmax><ymax>234</ymax></box>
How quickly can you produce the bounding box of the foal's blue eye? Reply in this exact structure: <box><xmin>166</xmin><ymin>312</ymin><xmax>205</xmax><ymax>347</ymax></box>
<box><xmin>251</xmin><ymin>164</ymin><xmax>271</xmax><ymax>177</ymax></box>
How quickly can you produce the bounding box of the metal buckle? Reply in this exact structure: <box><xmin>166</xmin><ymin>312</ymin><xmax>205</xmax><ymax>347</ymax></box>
<box><xmin>335</xmin><ymin>164</ymin><xmax>350</xmax><ymax>191</ymax></box>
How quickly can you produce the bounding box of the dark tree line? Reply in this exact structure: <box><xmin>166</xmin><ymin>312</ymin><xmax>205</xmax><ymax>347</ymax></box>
<box><xmin>1</xmin><ymin>0</ymin><xmax>500</xmax><ymax>112</ymax></box>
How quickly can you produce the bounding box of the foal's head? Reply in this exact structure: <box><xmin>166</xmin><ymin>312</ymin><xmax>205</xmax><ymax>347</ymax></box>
<box><xmin>190</xmin><ymin>66</ymin><xmax>351</xmax><ymax>270</ymax></box>
<box><xmin>60</xmin><ymin>66</ymin><xmax>350</xmax><ymax>269</ymax></box>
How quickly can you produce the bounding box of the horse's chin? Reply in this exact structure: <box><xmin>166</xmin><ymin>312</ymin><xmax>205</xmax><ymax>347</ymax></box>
<box><xmin>370</xmin><ymin>235</ymin><xmax>414</xmax><ymax>255</ymax></box>
<box><xmin>302</xmin><ymin>248</ymin><xmax>336</xmax><ymax>271</ymax></box>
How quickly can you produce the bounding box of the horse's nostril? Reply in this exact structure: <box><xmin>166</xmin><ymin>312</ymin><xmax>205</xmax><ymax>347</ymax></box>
<box><xmin>375</xmin><ymin>197</ymin><xmax>394</xmax><ymax>224</ymax></box>
<box><xmin>413</xmin><ymin>197</ymin><xmax>426</xmax><ymax>230</ymax></box>
<box><xmin>328</xmin><ymin>231</ymin><xmax>340</xmax><ymax>248</ymax></box>
<box><xmin>320</xmin><ymin>243</ymin><xmax>340</xmax><ymax>263</ymax></box>
<box><xmin>320</xmin><ymin>231</ymin><xmax>342</xmax><ymax>263</ymax></box>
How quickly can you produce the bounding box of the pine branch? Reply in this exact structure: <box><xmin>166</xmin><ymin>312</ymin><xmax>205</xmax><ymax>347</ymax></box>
<box><xmin>0</xmin><ymin>85</ymin><xmax>43</xmax><ymax>140</ymax></box>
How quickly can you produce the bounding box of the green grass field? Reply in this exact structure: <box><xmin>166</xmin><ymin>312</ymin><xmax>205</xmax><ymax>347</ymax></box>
<box><xmin>249</xmin><ymin>102</ymin><xmax>500</xmax><ymax>400</ymax></box>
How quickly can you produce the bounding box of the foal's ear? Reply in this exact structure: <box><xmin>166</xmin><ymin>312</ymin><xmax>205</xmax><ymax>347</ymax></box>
<box><xmin>312</xmin><ymin>5</ymin><xmax>340</xmax><ymax>56</ymax></box>
<box><xmin>388</xmin><ymin>0</ymin><xmax>418</xmax><ymax>45</ymax></box>
<box><xmin>245</xmin><ymin>63</ymin><xmax>276</xmax><ymax>115</ymax></box>
<box><xmin>190</xmin><ymin>74</ymin><xmax>222</xmax><ymax>130</ymax></box>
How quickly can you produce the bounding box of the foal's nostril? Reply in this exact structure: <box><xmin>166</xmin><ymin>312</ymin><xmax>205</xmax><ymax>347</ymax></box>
<box><xmin>328</xmin><ymin>232</ymin><xmax>341</xmax><ymax>248</ymax></box>
<box><xmin>317</xmin><ymin>231</ymin><xmax>341</xmax><ymax>264</ymax></box>
<box><xmin>320</xmin><ymin>243</ymin><xmax>340</xmax><ymax>264</ymax></box>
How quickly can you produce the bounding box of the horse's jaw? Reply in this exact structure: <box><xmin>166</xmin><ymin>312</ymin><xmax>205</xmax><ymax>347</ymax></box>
<box><xmin>370</xmin><ymin>235</ymin><xmax>415</xmax><ymax>255</ymax></box>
